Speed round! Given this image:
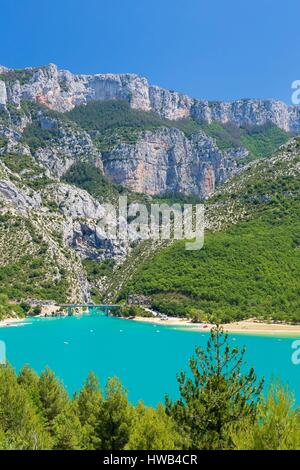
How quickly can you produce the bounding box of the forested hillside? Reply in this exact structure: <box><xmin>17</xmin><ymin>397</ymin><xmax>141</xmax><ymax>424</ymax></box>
<box><xmin>116</xmin><ymin>140</ymin><xmax>300</xmax><ymax>323</ymax></box>
<box><xmin>66</xmin><ymin>100</ymin><xmax>290</xmax><ymax>158</ymax></box>
<box><xmin>0</xmin><ymin>92</ymin><xmax>296</xmax><ymax>320</ymax></box>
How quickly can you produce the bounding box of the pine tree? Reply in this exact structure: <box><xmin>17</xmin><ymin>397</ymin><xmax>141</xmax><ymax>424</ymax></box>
<box><xmin>125</xmin><ymin>402</ymin><xmax>180</xmax><ymax>450</ymax></box>
<box><xmin>52</xmin><ymin>402</ymin><xmax>83</xmax><ymax>450</ymax></box>
<box><xmin>166</xmin><ymin>325</ymin><xmax>264</xmax><ymax>449</ymax></box>
<box><xmin>0</xmin><ymin>365</ymin><xmax>52</xmax><ymax>449</ymax></box>
<box><xmin>18</xmin><ymin>364</ymin><xmax>41</xmax><ymax>410</ymax></box>
<box><xmin>76</xmin><ymin>371</ymin><xmax>103</xmax><ymax>449</ymax></box>
<box><xmin>38</xmin><ymin>367</ymin><xmax>68</xmax><ymax>429</ymax></box>
<box><xmin>97</xmin><ymin>377</ymin><xmax>134</xmax><ymax>450</ymax></box>
<box><xmin>232</xmin><ymin>383</ymin><xmax>300</xmax><ymax>450</ymax></box>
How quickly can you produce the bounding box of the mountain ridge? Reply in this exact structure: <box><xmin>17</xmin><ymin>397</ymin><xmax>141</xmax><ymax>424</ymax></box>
<box><xmin>1</xmin><ymin>63</ymin><xmax>300</xmax><ymax>132</ymax></box>
<box><xmin>110</xmin><ymin>138</ymin><xmax>300</xmax><ymax>322</ymax></box>
<box><xmin>0</xmin><ymin>65</ymin><xmax>298</xmax><ymax>316</ymax></box>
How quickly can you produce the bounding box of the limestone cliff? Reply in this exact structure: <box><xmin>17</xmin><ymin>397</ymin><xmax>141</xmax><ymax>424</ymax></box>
<box><xmin>1</xmin><ymin>63</ymin><xmax>300</xmax><ymax>131</ymax></box>
<box><xmin>0</xmin><ymin>96</ymin><xmax>239</xmax><ymax>198</ymax></box>
<box><xmin>0</xmin><ymin>62</ymin><xmax>297</xmax><ymax>303</ymax></box>
<box><xmin>33</xmin><ymin>110</ymin><xmax>103</xmax><ymax>178</ymax></box>
<box><xmin>102</xmin><ymin>127</ymin><xmax>236</xmax><ymax>197</ymax></box>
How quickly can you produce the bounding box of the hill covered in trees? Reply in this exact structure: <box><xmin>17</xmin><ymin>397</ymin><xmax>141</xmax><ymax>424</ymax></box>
<box><xmin>115</xmin><ymin>139</ymin><xmax>300</xmax><ymax>323</ymax></box>
<box><xmin>66</xmin><ymin>100</ymin><xmax>290</xmax><ymax>157</ymax></box>
<box><xmin>0</xmin><ymin>94</ymin><xmax>296</xmax><ymax>320</ymax></box>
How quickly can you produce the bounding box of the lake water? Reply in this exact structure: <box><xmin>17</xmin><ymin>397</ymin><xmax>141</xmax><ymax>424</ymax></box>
<box><xmin>0</xmin><ymin>314</ymin><xmax>299</xmax><ymax>406</ymax></box>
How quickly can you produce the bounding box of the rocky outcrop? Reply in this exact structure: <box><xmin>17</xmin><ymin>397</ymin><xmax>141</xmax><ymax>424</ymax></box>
<box><xmin>87</xmin><ymin>73</ymin><xmax>151</xmax><ymax>111</ymax></box>
<box><xmin>0</xmin><ymin>179</ymin><xmax>42</xmax><ymax>212</ymax></box>
<box><xmin>102</xmin><ymin>127</ymin><xmax>236</xmax><ymax>197</ymax></box>
<box><xmin>148</xmin><ymin>91</ymin><xmax>297</xmax><ymax>132</ymax></box>
<box><xmin>42</xmin><ymin>183</ymin><xmax>105</xmax><ymax>219</ymax></box>
<box><xmin>0</xmin><ymin>81</ymin><xmax>7</xmax><ymax>108</ymax></box>
<box><xmin>149</xmin><ymin>86</ymin><xmax>192</xmax><ymax>120</ymax></box>
<box><xmin>223</xmin><ymin>147</ymin><xmax>250</xmax><ymax>161</ymax></box>
<box><xmin>191</xmin><ymin>99</ymin><xmax>294</xmax><ymax>132</ymax></box>
<box><xmin>33</xmin><ymin>111</ymin><xmax>103</xmax><ymax>177</ymax></box>
<box><xmin>65</xmin><ymin>220</ymin><xmax>128</xmax><ymax>260</ymax></box>
<box><xmin>41</xmin><ymin>182</ymin><xmax>129</xmax><ymax>260</ymax></box>
<box><xmin>1</xmin><ymin>63</ymin><xmax>300</xmax><ymax>132</ymax></box>
<box><xmin>0</xmin><ymin>125</ymin><xmax>31</xmax><ymax>155</ymax></box>
<box><xmin>0</xmin><ymin>64</ymin><xmax>151</xmax><ymax>113</ymax></box>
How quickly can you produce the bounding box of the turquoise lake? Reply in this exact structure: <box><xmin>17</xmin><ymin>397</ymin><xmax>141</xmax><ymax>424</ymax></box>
<box><xmin>0</xmin><ymin>314</ymin><xmax>300</xmax><ymax>406</ymax></box>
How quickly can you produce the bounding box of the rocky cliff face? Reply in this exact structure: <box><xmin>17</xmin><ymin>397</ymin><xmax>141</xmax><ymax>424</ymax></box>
<box><xmin>0</xmin><ymin>64</ymin><xmax>151</xmax><ymax>113</ymax></box>
<box><xmin>33</xmin><ymin>110</ymin><xmax>103</xmax><ymax>178</ymax></box>
<box><xmin>0</xmin><ymin>81</ymin><xmax>7</xmax><ymax>107</ymax></box>
<box><xmin>103</xmin><ymin>127</ymin><xmax>236</xmax><ymax>197</ymax></box>
<box><xmin>191</xmin><ymin>99</ymin><xmax>294</xmax><ymax>132</ymax></box>
<box><xmin>0</xmin><ymin>97</ymin><xmax>239</xmax><ymax>199</ymax></box>
<box><xmin>1</xmin><ymin>63</ymin><xmax>300</xmax><ymax>131</ymax></box>
<box><xmin>0</xmin><ymin>157</ymin><xmax>128</xmax><ymax>302</ymax></box>
<box><xmin>0</xmin><ymin>62</ymin><xmax>297</xmax><ymax>303</ymax></box>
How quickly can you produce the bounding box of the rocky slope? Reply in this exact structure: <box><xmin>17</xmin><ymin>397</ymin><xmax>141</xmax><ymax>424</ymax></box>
<box><xmin>104</xmin><ymin>138</ymin><xmax>300</xmax><ymax>322</ymax></box>
<box><xmin>0</xmin><ymin>97</ymin><xmax>241</xmax><ymax>199</ymax></box>
<box><xmin>0</xmin><ymin>151</ymin><xmax>127</xmax><ymax>303</ymax></box>
<box><xmin>0</xmin><ymin>63</ymin><xmax>297</xmax><ymax>304</ymax></box>
<box><xmin>0</xmin><ymin>64</ymin><xmax>293</xmax><ymax>200</ymax></box>
<box><xmin>1</xmin><ymin>63</ymin><xmax>300</xmax><ymax>131</ymax></box>
<box><xmin>102</xmin><ymin>127</ymin><xmax>235</xmax><ymax>197</ymax></box>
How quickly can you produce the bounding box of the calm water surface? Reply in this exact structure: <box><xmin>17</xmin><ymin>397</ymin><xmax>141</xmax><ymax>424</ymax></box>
<box><xmin>0</xmin><ymin>314</ymin><xmax>299</xmax><ymax>406</ymax></box>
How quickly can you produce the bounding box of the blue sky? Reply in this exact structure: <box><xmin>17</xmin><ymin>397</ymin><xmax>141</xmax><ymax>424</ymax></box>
<box><xmin>1</xmin><ymin>0</ymin><xmax>299</xmax><ymax>103</ymax></box>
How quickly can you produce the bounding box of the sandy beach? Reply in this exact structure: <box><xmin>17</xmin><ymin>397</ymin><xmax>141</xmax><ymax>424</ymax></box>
<box><xmin>0</xmin><ymin>317</ymin><xmax>27</xmax><ymax>328</ymax></box>
<box><xmin>132</xmin><ymin>316</ymin><xmax>300</xmax><ymax>336</ymax></box>
<box><xmin>1</xmin><ymin>313</ymin><xmax>300</xmax><ymax>336</ymax></box>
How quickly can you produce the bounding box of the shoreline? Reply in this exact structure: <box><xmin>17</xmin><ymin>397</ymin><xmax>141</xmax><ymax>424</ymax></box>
<box><xmin>1</xmin><ymin>314</ymin><xmax>300</xmax><ymax>337</ymax></box>
<box><xmin>0</xmin><ymin>317</ymin><xmax>27</xmax><ymax>328</ymax></box>
<box><xmin>131</xmin><ymin>316</ymin><xmax>300</xmax><ymax>337</ymax></box>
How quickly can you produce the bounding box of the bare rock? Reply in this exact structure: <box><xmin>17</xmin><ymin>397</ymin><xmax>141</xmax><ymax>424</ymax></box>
<box><xmin>0</xmin><ymin>179</ymin><xmax>41</xmax><ymax>212</ymax></box>
<box><xmin>2</xmin><ymin>63</ymin><xmax>299</xmax><ymax>131</ymax></box>
<box><xmin>0</xmin><ymin>81</ymin><xmax>7</xmax><ymax>108</ymax></box>
<box><xmin>102</xmin><ymin>127</ymin><xmax>236</xmax><ymax>197</ymax></box>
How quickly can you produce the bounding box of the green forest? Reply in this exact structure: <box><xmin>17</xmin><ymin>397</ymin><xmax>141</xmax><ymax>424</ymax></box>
<box><xmin>200</xmin><ymin>121</ymin><xmax>290</xmax><ymax>163</ymax></box>
<box><xmin>119</xmin><ymin>155</ymin><xmax>300</xmax><ymax>323</ymax></box>
<box><xmin>120</xmin><ymin>215</ymin><xmax>300</xmax><ymax>323</ymax></box>
<box><xmin>66</xmin><ymin>99</ymin><xmax>201</xmax><ymax>135</ymax></box>
<box><xmin>66</xmin><ymin>99</ymin><xmax>289</xmax><ymax>158</ymax></box>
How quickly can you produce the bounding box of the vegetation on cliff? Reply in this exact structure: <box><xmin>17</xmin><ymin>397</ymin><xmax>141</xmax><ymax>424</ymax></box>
<box><xmin>200</xmin><ymin>121</ymin><xmax>290</xmax><ymax>163</ymax></box>
<box><xmin>63</xmin><ymin>161</ymin><xmax>124</xmax><ymax>202</ymax></box>
<box><xmin>117</xmin><ymin>141</ymin><xmax>300</xmax><ymax>323</ymax></box>
<box><xmin>0</xmin><ymin>96</ymin><xmax>296</xmax><ymax>320</ymax></box>
<box><xmin>120</xmin><ymin>210</ymin><xmax>300</xmax><ymax>322</ymax></box>
<box><xmin>66</xmin><ymin>100</ymin><xmax>200</xmax><ymax>134</ymax></box>
<box><xmin>0</xmin><ymin>212</ymin><xmax>82</xmax><ymax>304</ymax></box>
<box><xmin>0</xmin><ymin>294</ymin><xmax>26</xmax><ymax>320</ymax></box>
